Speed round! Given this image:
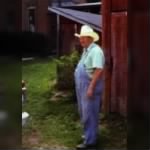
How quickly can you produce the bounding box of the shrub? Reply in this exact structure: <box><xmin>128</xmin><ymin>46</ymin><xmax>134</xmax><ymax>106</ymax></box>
<box><xmin>54</xmin><ymin>50</ymin><xmax>80</xmax><ymax>91</ymax></box>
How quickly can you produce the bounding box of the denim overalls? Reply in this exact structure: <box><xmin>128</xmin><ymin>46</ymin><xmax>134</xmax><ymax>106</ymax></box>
<box><xmin>74</xmin><ymin>57</ymin><xmax>104</xmax><ymax>145</ymax></box>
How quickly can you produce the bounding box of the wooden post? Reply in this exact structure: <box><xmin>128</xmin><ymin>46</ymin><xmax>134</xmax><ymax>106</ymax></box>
<box><xmin>101</xmin><ymin>0</ymin><xmax>111</xmax><ymax>114</ymax></box>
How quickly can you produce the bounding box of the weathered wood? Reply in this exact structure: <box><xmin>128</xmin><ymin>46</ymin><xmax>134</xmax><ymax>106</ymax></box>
<box><xmin>102</xmin><ymin>0</ymin><xmax>128</xmax><ymax>116</ymax></box>
<box><xmin>111</xmin><ymin>0</ymin><xmax>127</xmax><ymax>11</ymax></box>
<box><xmin>36</xmin><ymin>0</ymin><xmax>49</xmax><ymax>34</ymax></box>
<box><xmin>101</xmin><ymin>0</ymin><xmax>112</xmax><ymax>114</ymax></box>
<box><xmin>127</xmin><ymin>0</ymin><xmax>149</xmax><ymax>148</ymax></box>
<box><xmin>110</xmin><ymin>12</ymin><xmax>127</xmax><ymax>116</ymax></box>
<box><xmin>128</xmin><ymin>0</ymin><xmax>149</xmax><ymax>113</ymax></box>
<box><xmin>60</xmin><ymin>22</ymin><xmax>75</xmax><ymax>55</ymax></box>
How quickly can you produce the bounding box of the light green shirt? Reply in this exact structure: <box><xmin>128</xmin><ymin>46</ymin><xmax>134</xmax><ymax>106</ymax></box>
<box><xmin>80</xmin><ymin>43</ymin><xmax>105</xmax><ymax>78</ymax></box>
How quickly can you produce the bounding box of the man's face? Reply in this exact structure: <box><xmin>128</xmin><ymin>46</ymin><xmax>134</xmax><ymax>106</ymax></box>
<box><xmin>79</xmin><ymin>36</ymin><xmax>93</xmax><ymax>48</ymax></box>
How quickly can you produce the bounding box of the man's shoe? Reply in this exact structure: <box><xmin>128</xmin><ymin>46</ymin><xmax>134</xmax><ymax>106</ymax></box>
<box><xmin>76</xmin><ymin>143</ymin><xmax>96</xmax><ymax>150</ymax></box>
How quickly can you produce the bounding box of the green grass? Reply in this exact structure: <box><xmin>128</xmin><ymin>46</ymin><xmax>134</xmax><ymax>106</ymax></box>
<box><xmin>22</xmin><ymin>58</ymin><xmax>56</xmax><ymax>118</ymax></box>
<box><xmin>22</xmin><ymin>57</ymin><xmax>127</xmax><ymax>149</ymax></box>
<box><xmin>22</xmin><ymin>57</ymin><xmax>82</xmax><ymax>148</ymax></box>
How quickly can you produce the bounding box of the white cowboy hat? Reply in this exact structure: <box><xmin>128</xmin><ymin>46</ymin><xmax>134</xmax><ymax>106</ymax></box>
<box><xmin>74</xmin><ymin>25</ymin><xmax>99</xmax><ymax>42</ymax></box>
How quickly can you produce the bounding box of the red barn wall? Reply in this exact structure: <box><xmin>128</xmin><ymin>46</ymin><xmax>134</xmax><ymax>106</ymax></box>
<box><xmin>102</xmin><ymin>0</ymin><xmax>128</xmax><ymax>116</ymax></box>
<box><xmin>128</xmin><ymin>0</ymin><xmax>149</xmax><ymax>113</ymax></box>
<box><xmin>102</xmin><ymin>0</ymin><xmax>149</xmax><ymax>116</ymax></box>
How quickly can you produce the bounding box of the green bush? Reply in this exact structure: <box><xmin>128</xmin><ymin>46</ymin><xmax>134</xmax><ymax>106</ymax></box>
<box><xmin>54</xmin><ymin>50</ymin><xmax>80</xmax><ymax>90</ymax></box>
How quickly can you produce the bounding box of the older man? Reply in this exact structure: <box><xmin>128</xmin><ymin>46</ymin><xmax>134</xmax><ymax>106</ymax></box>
<box><xmin>74</xmin><ymin>25</ymin><xmax>105</xmax><ymax>149</ymax></box>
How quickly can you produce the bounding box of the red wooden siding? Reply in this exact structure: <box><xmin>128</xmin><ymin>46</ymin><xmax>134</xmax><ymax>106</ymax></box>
<box><xmin>110</xmin><ymin>12</ymin><xmax>127</xmax><ymax>115</ymax></box>
<box><xmin>127</xmin><ymin>0</ymin><xmax>149</xmax><ymax>147</ymax></box>
<box><xmin>36</xmin><ymin>0</ymin><xmax>49</xmax><ymax>34</ymax></box>
<box><xmin>102</xmin><ymin>0</ymin><xmax>128</xmax><ymax>116</ymax></box>
<box><xmin>111</xmin><ymin>0</ymin><xmax>127</xmax><ymax>11</ymax></box>
<box><xmin>128</xmin><ymin>3</ymin><xmax>149</xmax><ymax>113</ymax></box>
<box><xmin>101</xmin><ymin>0</ymin><xmax>112</xmax><ymax>114</ymax></box>
<box><xmin>60</xmin><ymin>21</ymin><xmax>76</xmax><ymax>55</ymax></box>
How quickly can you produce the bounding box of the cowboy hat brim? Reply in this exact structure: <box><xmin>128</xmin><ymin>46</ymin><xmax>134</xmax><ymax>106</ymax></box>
<box><xmin>74</xmin><ymin>32</ymin><xmax>99</xmax><ymax>42</ymax></box>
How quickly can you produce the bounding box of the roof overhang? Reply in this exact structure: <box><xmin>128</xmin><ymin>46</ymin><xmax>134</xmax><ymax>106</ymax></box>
<box><xmin>48</xmin><ymin>7</ymin><xmax>102</xmax><ymax>32</ymax></box>
<box><xmin>63</xmin><ymin>2</ymin><xmax>102</xmax><ymax>7</ymax></box>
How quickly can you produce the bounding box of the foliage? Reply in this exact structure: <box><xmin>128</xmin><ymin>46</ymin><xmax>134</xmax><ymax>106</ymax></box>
<box><xmin>54</xmin><ymin>50</ymin><xmax>80</xmax><ymax>67</ymax></box>
<box><xmin>54</xmin><ymin>50</ymin><xmax>80</xmax><ymax>90</ymax></box>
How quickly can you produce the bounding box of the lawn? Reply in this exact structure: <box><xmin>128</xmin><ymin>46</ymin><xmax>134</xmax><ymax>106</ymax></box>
<box><xmin>22</xmin><ymin>57</ymin><xmax>127</xmax><ymax>149</ymax></box>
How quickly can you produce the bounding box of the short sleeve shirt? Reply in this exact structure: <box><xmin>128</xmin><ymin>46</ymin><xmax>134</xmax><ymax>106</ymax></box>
<box><xmin>80</xmin><ymin>43</ymin><xmax>105</xmax><ymax>78</ymax></box>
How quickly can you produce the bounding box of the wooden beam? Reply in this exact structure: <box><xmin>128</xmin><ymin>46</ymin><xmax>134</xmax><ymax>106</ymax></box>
<box><xmin>101</xmin><ymin>0</ymin><xmax>112</xmax><ymax>114</ymax></box>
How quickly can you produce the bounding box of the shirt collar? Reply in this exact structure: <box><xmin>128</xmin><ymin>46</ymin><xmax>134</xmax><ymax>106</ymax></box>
<box><xmin>84</xmin><ymin>42</ymin><xmax>95</xmax><ymax>52</ymax></box>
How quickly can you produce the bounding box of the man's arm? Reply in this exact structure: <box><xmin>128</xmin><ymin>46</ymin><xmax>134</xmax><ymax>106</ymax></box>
<box><xmin>87</xmin><ymin>68</ymin><xmax>103</xmax><ymax>98</ymax></box>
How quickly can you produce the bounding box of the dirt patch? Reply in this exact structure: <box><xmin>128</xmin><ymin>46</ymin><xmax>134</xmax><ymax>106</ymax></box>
<box><xmin>22</xmin><ymin>129</ymin><xmax>41</xmax><ymax>148</ymax></box>
<box><xmin>50</xmin><ymin>91</ymin><xmax>71</xmax><ymax>101</ymax></box>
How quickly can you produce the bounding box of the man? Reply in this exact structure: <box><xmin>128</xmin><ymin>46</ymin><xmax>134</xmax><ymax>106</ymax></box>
<box><xmin>74</xmin><ymin>25</ymin><xmax>105</xmax><ymax>149</ymax></box>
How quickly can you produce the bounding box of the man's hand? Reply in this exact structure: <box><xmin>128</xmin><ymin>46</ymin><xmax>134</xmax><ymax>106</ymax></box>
<box><xmin>86</xmin><ymin>68</ymin><xmax>103</xmax><ymax>99</ymax></box>
<box><xmin>87</xmin><ymin>86</ymin><xmax>94</xmax><ymax>98</ymax></box>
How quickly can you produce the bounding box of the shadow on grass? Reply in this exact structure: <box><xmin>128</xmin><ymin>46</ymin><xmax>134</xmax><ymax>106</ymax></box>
<box><xmin>97</xmin><ymin>113</ymin><xmax>127</xmax><ymax>149</ymax></box>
